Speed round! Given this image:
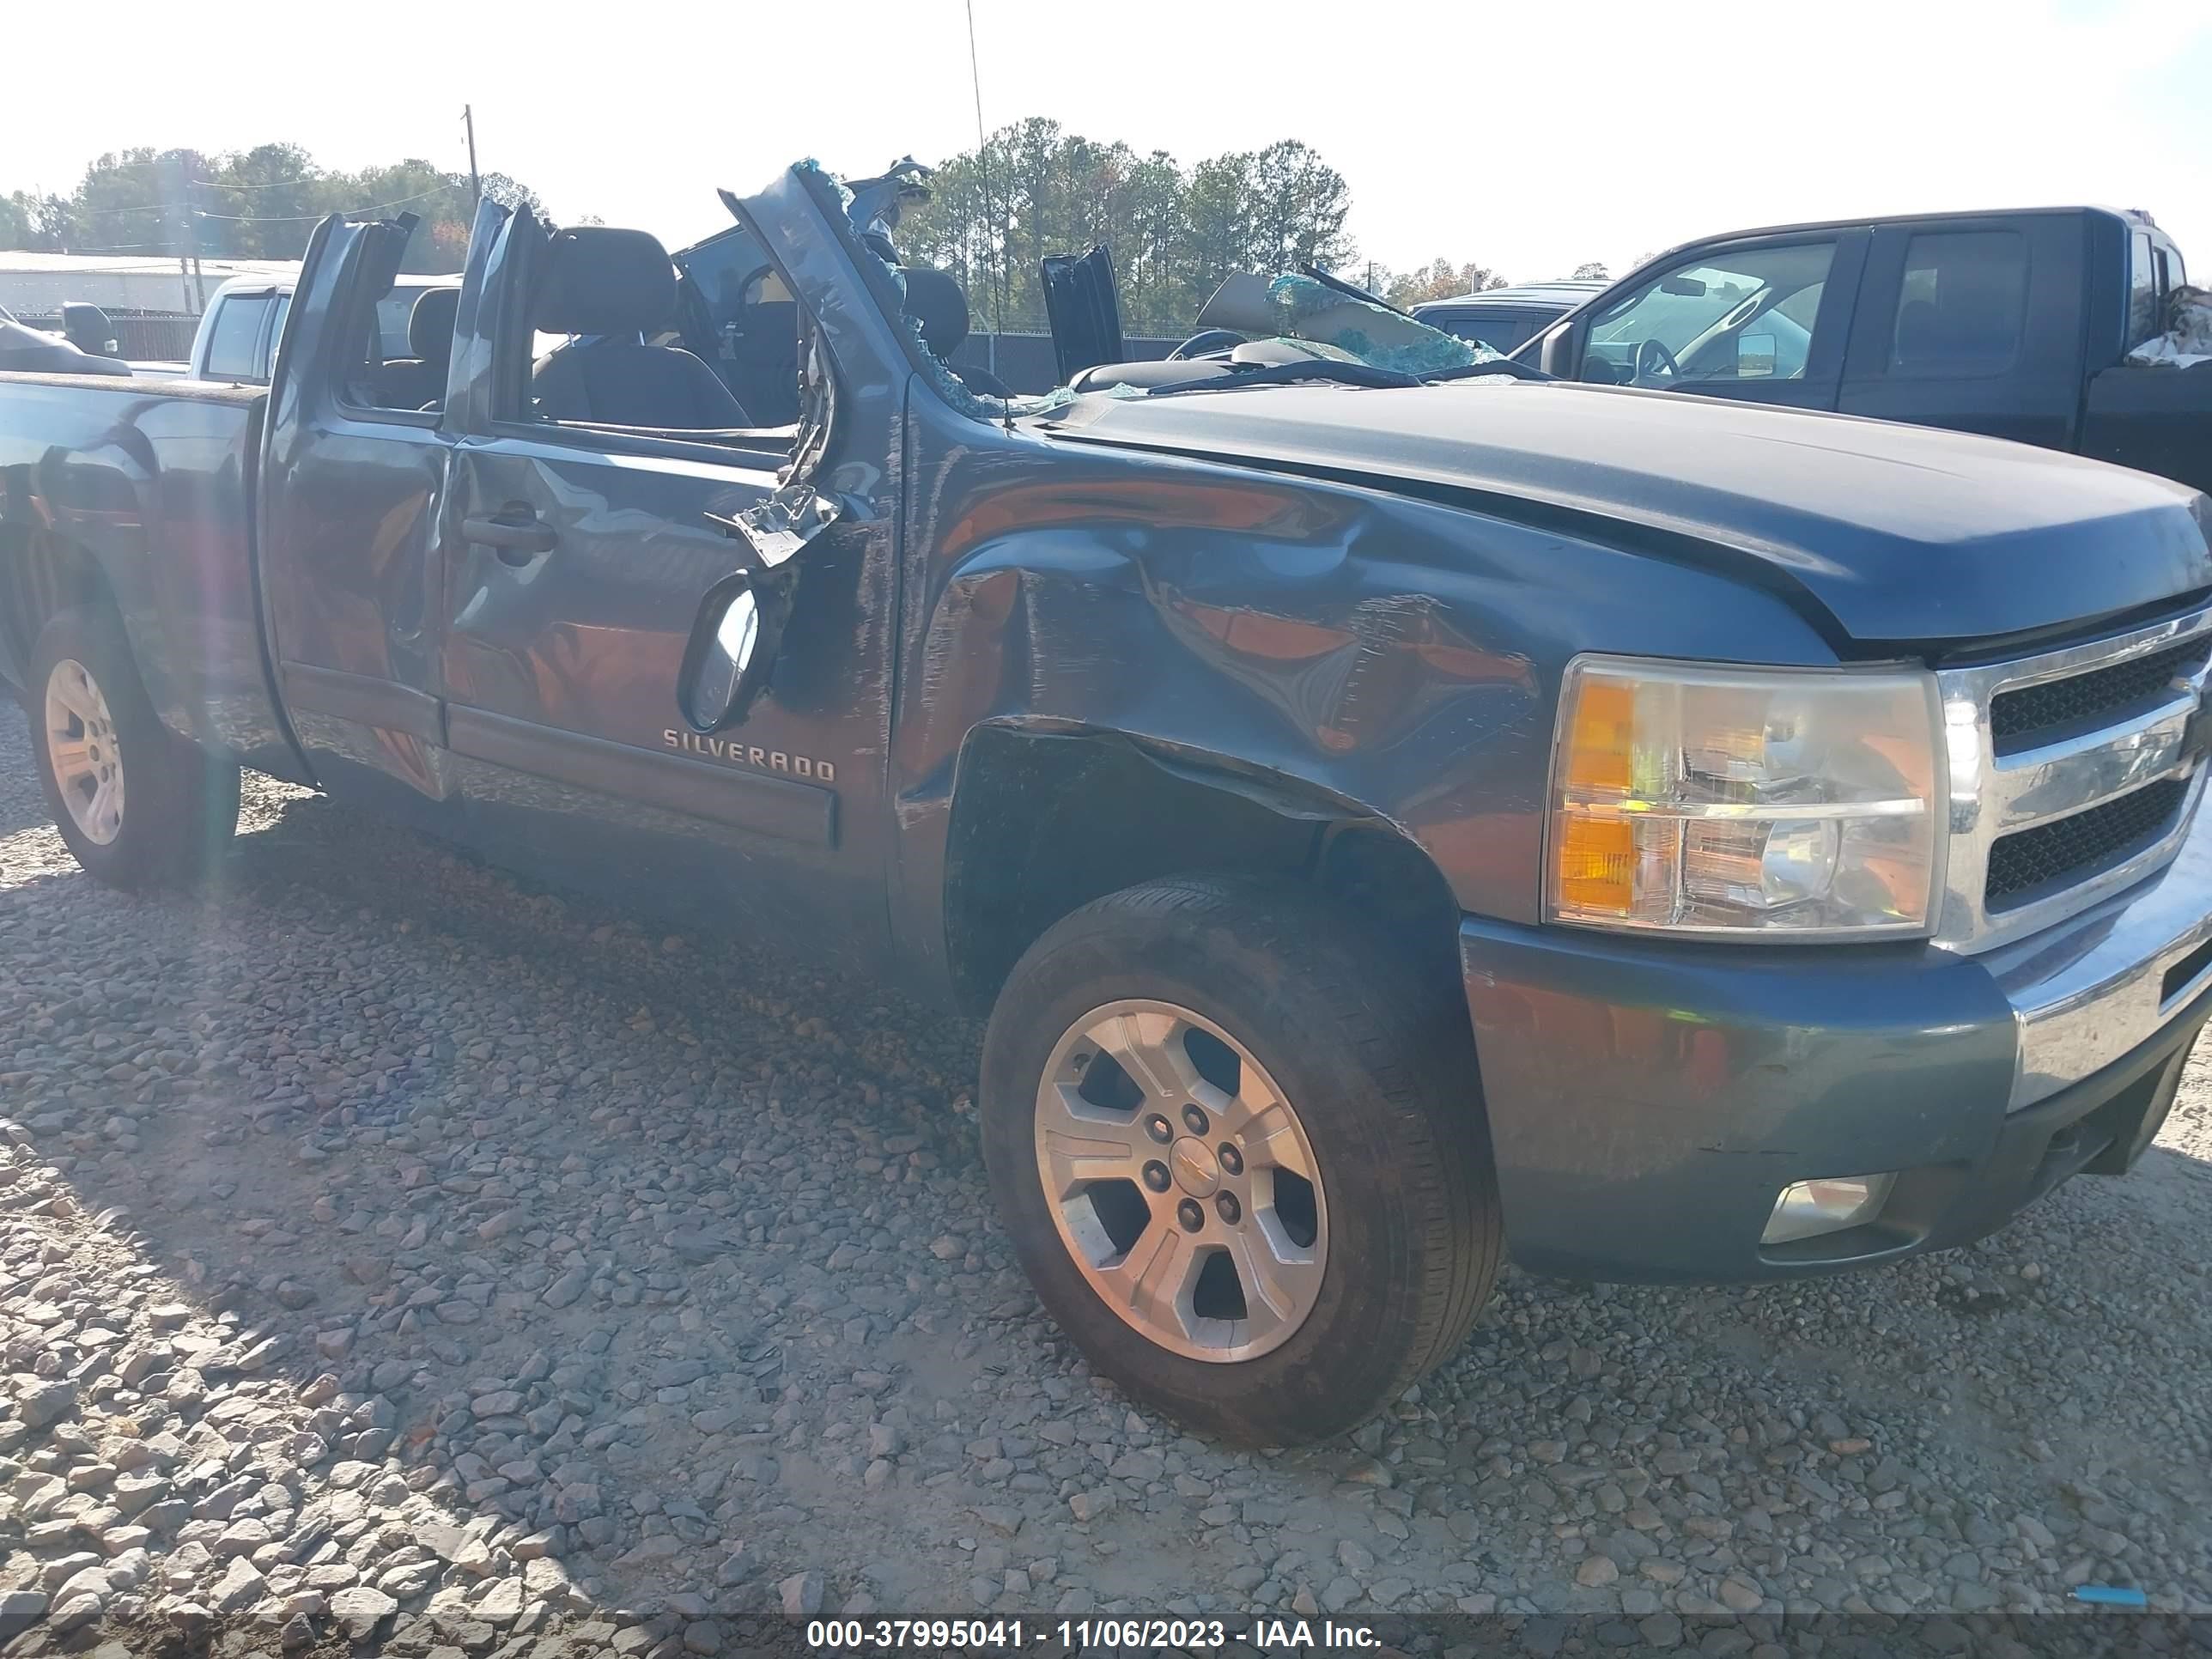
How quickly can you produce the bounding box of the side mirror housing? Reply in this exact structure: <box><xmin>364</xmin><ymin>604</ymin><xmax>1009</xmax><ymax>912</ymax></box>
<box><xmin>677</xmin><ymin>489</ymin><xmax>841</xmax><ymax>733</ymax></box>
<box><xmin>678</xmin><ymin>571</ymin><xmax>791</xmax><ymax>733</ymax></box>
<box><xmin>61</xmin><ymin>302</ymin><xmax>118</xmax><ymax>357</ymax></box>
<box><xmin>1539</xmin><ymin>322</ymin><xmax>1580</xmax><ymax>380</ymax></box>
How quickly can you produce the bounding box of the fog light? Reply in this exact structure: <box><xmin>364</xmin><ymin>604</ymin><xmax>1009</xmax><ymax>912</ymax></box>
<box><xmin>1761</xmin><ymin>1173</ymin><xmax>1897</xmax><ymax>1244</ymax></box>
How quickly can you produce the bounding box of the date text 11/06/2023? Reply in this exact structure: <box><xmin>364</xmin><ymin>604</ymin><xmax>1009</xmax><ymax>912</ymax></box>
<box><xmin>806</xmin><ymin>1619</ymin><xmax>1384</xmax><ymax>1650</ymax></box>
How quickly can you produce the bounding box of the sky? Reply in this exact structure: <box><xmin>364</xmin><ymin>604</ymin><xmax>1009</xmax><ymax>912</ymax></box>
<box><xmin>5</xmin><ymin>0</ymin><xmax>2210</xmax><ymax>288</ymax></box>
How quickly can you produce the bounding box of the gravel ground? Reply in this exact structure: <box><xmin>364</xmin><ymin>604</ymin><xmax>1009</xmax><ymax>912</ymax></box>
<box><xmin>3</xmin><ymin>711</ymin><xmax>2211</xmax><ymax>1656</ymax></box>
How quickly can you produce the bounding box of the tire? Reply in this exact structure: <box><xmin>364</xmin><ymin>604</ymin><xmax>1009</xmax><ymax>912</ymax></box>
<box><xmin>980</xmin><ymin>874</ymin><xmax>1502</xmax><ymax>1444</ymax></box>
<box><xmin>27</xmin><ymin>604</ymin><xmax>239</xmax><ymax>888</ymax></box>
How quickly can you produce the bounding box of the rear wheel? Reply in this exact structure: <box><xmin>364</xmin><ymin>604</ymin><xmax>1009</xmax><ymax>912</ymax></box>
<box><xmin>27</xmin><ymin>605</ymin><xmax>239</xmax><ymax>887</ymax></box>
<box><xmin>981</xmin><ymin>874</ymin><xmax>1501</xmax><ymax>1444</ymax></box>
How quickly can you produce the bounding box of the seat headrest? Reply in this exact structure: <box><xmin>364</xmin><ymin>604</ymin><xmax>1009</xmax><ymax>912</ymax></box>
<box><xmin>899</xmin><ymin>266</ymin><xmax>969</xmax><ymax>357</ymax></box>
<box><xmin>533</xmin><ymin>227</ymin><xmax>677</xmax><ymax>337</ymax></box>
<box><xmin>408</xmin><ymin>286</ymin><xmax>461</xmax><ymax>358</ymax></box>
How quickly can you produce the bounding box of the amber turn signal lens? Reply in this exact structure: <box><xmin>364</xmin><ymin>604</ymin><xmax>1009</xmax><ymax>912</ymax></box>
<box><xmin>1554</xmin><ymin>817</ymin><xmax>1634</xmax><ymax>914</ymax></box>
<box><xmin>1565</xmin><ymin>678</ymin><xmax>1635</xmax><ymax>793</ymax></box>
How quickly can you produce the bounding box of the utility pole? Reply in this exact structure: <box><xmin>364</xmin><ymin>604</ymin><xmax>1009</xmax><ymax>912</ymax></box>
<box><xmin>463</xmin><ymin>106</ymin><xmax>481</xmax><ymax>205</ymax></box>
<box><xmin>161</xmin><ymin>154</ymin><xmax>199</xmax><ymax>313</ymax></box>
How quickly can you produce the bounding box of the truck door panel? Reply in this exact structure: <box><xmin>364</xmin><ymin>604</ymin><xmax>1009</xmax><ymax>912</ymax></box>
<box><xmin>1838</xmin><ymin>216</ymin><xmax>2085</xmax><ymax>451</ymax></box>
<box><xmin>440</xmin><ymin>429</ymin><xmax>890</xmax><ymax>957</ymax></box>
<box><xmin>422</xmin><ymin>190</ymin><xmax>901</xmax><ymax>966</ymax></box>
<box><xmin>258</xmin><ymin>211</ymin><xmax>473</xmax><ymax>821</ymax></box>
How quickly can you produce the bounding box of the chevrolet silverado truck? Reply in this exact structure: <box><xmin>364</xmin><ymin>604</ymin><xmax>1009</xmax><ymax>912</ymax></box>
<box><xmin>1518</xmin><ymin>205</ymin><xmax>2212</xmax><ymax>496</ymax></box>
<box><xmin>6</xmin><ymin>161</ymin><xmax>2212</xmax><ymax>1445</ymax></box>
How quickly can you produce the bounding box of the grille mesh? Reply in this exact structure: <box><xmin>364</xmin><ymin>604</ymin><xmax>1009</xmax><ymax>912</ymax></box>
<box><xmin>1990</xmin><ymin>641</ymin><xmax>2207</xmax><ymax>751</ymax></box>
<box><xmin>1985</xmin><ymin>777</ymin><xmax>2189</xmax><ymax>908</ymax></box>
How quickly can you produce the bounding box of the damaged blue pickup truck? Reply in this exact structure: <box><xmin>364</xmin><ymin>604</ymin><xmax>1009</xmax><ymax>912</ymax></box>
<box><xmin>6</xmin><ymin>159</ymin><xmax>2212</xmax><ymax>1443</ymax></box>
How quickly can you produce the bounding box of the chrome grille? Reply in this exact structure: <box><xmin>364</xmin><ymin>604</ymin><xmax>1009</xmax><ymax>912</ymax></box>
<box><xmin>1935</xmin><ymin>606</ymin><xmax>2212</xmax><ymax>952</ymax></box>
<box><xmin>1990</xmin><ymin>639</ymin><xmax>2210</xmax><ymax>753</ymax></box>
<box><xmin>1985</xmin><ymin>776</ymin><xmax>2189</xmax><ymax>908</ymax></box>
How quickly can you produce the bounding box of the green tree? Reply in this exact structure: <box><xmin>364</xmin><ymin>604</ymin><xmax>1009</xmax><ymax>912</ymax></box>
<box><xmin>1380</xmin><ymin>258</ymin><xmax>1509</xmax><ymax>309</ymax></box>
<box><xmin>202</xmin><ymin>143</ymin><xmax>324</xmax><ymax>258</ymax></box>
<box><xmin>1245</xmin><ymin>141</ymin><xmax>1354</xmax><ymax>275</ymax></box>
<box><xmin>1571</xmin><ymin>261</ymin><xmax>1609</xmax><ymax>281</ymax></box>
<box><xmin>0</xmin><ymin>142</ymin><xmax>547</xmax><ymax>274</ymax></box>
<box><xmin>899</xmin><ymin>122</ymin><xmax>1360</xmax><ymax>337</ymax></box>
<box><xmin>2</xmin><ymin>191</ymin><xmax>74</xmax><ymax>251</ymax></box>
<box><xmin>68</xmin><ymin>149</ymin><xmax>194</xmax><ymax>256</ymax></box>
<box><xmin>1178</xmin><ymin>151</ymin><xmax>1255</xmax><ymax>325</ymax></box>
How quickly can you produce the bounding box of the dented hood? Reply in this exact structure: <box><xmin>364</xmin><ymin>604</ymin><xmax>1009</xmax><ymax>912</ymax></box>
<box><xmin>1043</xmin><ymin>378</ymin><xmax>2212</xmax><ymax>647</ymax></box>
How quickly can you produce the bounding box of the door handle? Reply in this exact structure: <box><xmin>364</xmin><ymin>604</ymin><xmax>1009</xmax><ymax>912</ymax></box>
<box><xmin>463</xmin><ymin>512</ymin><xmax>557</xmax><ymax>562</ymax></box>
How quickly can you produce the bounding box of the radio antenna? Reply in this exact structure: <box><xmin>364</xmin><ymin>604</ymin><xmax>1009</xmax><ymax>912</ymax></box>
<box><xmin>963</xmin><ymin>0</ymin><xmax>1015</xmax><ymax>428</ymax></box>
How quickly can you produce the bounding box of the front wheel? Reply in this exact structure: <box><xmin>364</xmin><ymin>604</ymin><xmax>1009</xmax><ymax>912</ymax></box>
<box><xmin>27</xmin><ymin>605</ymin><xmax>239</xmax><ymax>888</ymax></box>
<box><xmin>980</xmin><ymin>875</ymin><xmax>1502</xmax><ymax>1444</ymax></box>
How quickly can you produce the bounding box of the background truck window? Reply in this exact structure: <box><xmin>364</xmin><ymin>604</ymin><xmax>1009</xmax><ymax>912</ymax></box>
<box><xmin>2129</xmin><ymin>229</ymin><xmax>2161</xmax><ymax>348</ymax></box>
<box><xmin>1583</xmin><ymin>241</ymin><xmax>1834</xmax><ymax>385</ymax></box>
<box><xmin>203</xmin><ymin>295</ymin><xmax>271</xmax><ymax>381</ymax></box>
<box><xmin>1889</xmin><ymin>229</ymin><xmax>2028</xmax><ymax>374</ymax></box>
<box><xmin>1427</xmin><ymin>309</ymin><xmax>1542</xmax><ymax>354</ymax></box>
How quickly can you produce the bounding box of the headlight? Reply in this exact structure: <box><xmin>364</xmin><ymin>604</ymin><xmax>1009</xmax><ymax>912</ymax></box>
<box><xmin>1547</xmin><ymin>655</ymin><xmax>1942</xmax><ymax>938</ymax></box>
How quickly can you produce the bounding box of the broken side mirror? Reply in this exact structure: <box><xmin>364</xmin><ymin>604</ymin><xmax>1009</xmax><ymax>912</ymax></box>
<box><xmin>677</xmin><ymin>222</ymin><xmax>843</xmax><ymax>734</ymax></box>
<box><xmin>679</xmin><ymin>567</ymin><xmax>791</xmax><ymax>733</ymax></box>
<box><xmin>677</xmin><ymin>486</ymin><xmax>840</xmax><ymax>732</ymax></box>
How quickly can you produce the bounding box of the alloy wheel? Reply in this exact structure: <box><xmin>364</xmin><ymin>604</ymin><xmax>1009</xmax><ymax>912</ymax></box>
<box><xmin>1033</xmin><ymin>999</ymin><xmax>1328</xmax><ymax>1362</ymax></box>
<box><xmin>45</xmin><ymin>657</ymin><xmax>126</xmax><ymax>846</ymax></box>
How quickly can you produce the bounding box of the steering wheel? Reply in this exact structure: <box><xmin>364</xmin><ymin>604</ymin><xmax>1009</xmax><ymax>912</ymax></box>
<box><xmin>1633</xmin><ymin>338</ymin><xmax>1681</xmax><ymax>383</ymax></box>
<box><xmin>1169</xmin><ymin>329</ymin><xmax>1245</xmax><ymax>361</ymax></box>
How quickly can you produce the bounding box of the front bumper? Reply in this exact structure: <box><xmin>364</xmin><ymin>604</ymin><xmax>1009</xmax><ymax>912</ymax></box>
<box><xmin>1461</xmin><ymin>796</ymin><xmax>2212</xmax><ymax>1284</ymax></box>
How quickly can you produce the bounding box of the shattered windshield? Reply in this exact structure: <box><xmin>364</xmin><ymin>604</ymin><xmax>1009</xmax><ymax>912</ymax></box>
<box><xmin>1260</xmin><ymin>275</ymin><xmax>1504</xmax><ymax>377</ymax></box>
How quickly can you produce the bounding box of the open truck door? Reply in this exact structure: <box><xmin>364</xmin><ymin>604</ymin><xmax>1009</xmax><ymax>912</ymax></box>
<box><xmin>425</xmin><ymin>167</ymin><xmax>905</xmax><ymax>966</ymax></box>
<box><xmin>257</xmin><ymin>199</ymin><xmax>509</xmax><ymax>822</ymax></box>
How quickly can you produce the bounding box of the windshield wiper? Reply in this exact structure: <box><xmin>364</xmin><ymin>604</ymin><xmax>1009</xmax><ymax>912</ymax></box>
<box><xmin>1146</xmin><ymin>356</ymin><xmax>1551</xmax><ymax>398</ymax></box>
<box><xmin>1298</xmin><ymin>262</ymin><xmax>1415</xmax><ymax>319</ymax></box>
<box><xmin>1430</xmin><ymin>359</ymin><xmax>1552</xmax><ymax>383</ymax></box>
<box><xmin>1146</xmin><ymin>359</ymin><xmax>1425</xmax><ymax>396</ymax></box>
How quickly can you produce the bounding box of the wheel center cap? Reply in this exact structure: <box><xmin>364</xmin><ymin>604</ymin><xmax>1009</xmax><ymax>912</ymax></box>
<box><xmin>1170</xmin><ymin>1137</ymin><xmax>1219</xmax><ymax>1197</ymax></box>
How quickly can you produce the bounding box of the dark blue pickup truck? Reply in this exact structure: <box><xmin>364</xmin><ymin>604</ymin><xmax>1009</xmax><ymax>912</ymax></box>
<box><xmin>1521</xmin><ymin>204</ymin><xmax>2212</xmax><ymax>497</ymax></box>
<box><xmin>6</xmin><ymin>161</ymin><xmax>2212</xmax><ymax>1443</ymax></box>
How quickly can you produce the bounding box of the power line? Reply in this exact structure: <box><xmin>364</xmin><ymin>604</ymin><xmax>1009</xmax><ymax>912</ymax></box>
<box><xmin>199</xmin><ymin>174</ymin><xmax>321</xmax><ymax>191</ymax></box>
<box><xmin>188</xmin><ymin>183</ymin><xmax>462</xmax><ymax>223</ymax></box>
<box><xmin>55</xmin><ymin>199</ymin><xmax>178</xmax><ymax>216</ymax></box>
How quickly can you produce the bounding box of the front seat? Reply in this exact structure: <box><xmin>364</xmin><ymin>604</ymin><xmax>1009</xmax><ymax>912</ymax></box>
<box><xmin>531</xmin><ymin>227</ymin><xmax>751</xmax><ymax>428</ymax></box>
<box><xmin>898</xmin><ymin>265</ymin><xmax>1013</xmax><ymax>399</ymax></box>
<box><xmin>377</xmin><ymin>286</ymin><xmax>461</xmax><ymax>410</ymax></box>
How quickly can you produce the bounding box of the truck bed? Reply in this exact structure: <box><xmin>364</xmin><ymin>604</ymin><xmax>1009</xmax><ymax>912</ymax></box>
<box><xmin>2080</xmin><ymin>364</ymin><xmax>2212</xmax><ymax>499</ymax></box>
<box><xmin>0</xmin><ymin>371</ymin><xmax>297</xmax><ymax>774</ymax></box>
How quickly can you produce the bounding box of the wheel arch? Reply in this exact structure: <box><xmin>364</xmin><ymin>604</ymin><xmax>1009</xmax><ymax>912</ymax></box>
<box><xmin>0</xmin><ymin>524</ymin><xmax>123</xmax><ymax>697</ymax></box>
<box><xmin>941</xmin><ymin>722</ymin><xmax>1468</xmax><ymax>1018</ymax></box>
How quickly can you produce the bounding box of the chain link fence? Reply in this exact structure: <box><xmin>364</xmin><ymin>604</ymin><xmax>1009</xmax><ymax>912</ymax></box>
<box><xmin>16</xmin><ymin>310</ymin><xmax>198</xmax><ymax>361</ymax></box>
